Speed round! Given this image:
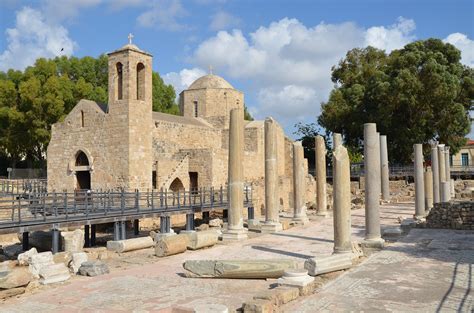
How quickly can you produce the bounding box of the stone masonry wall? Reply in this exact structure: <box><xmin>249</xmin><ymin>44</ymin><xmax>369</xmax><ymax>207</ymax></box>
<box><xmin>425</xmin><ymin>201</ymin><xmax>474</xmax><ymax>230</ymax></box>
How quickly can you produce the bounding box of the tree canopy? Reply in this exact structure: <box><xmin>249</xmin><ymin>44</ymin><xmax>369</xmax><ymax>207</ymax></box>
<box><xmin>318</xmin><ymin>39</ymin><xmax>473</xmax><ymax>163</ymax></box>
<box><xmin>0</xmin><ymin>55</ymin><xmax>178</xmax><ymax>167</ymax></box>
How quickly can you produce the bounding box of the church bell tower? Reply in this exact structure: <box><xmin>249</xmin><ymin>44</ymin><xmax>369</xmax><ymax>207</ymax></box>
<box><xmin>106</xmin><ymin>35</ymin><xmax>153</xmax><ymax>190</ymax></box>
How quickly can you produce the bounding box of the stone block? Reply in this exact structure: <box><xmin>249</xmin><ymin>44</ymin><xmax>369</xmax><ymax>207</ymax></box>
<box><xmin>242</xmin><ymin>299</ymin><xmax>273</xmax><ymax>313</ymax></box>
<box><xmin>280</xmin><ymin>220</ymin><xmax>291</xmax><ymax>230</ymax></box>
<box><xmin>208</xmin><ymin>218</ymin><xmax>223</xmax><ymax>227</ymax></box>
<box><xmin>28</xmin><ymin>251</ymin><xmax>54</xmax><ymax>278</ymax></box>
<box><xmin>253</xmin><ymin>286</ymin><xmax>299</xmax><ymax>305</ymax></box>
<box><xmin>193</xmin><ymin>304</ymin><xmax>229</xmax><ymax>313</ymax></box>
<box><xmin>0</xmin><ymin>267</ymin><xmax>32</xmax><ymax>289</ymax></box>
<box><xmin>107</xmin><ymin>237</ymin><xmax>154</xmax><ymax>253</ymax></box>
<box><xmin>0</xmin><ymin>287</ymin><xmax>25</xmax><ymax>300</ymax></box>
<box><xmin>17</xmin><ymin>248</ymin><xmax>37</xmax><ymax>266</ymax></box>
<box><xmin>277</xmin><ymin>268</ymin><xmax>314</xmax><ymax>287</ymax></box>
<box><xmin>53</xmin><ymin>251</ymin><xmax>72</xmax><ymax>266</ymax></box>
<box><xmin>78</xmin><ymin>261</ymin><xmax>109</xmax><ymax>277</ymax></box>
<box><xmin>38</xmin><ymin>263</ymin><xmax>70</xmax><ymax>285</ymax></box>
<box><xmin>0</xmin><ymin>260</ymin><xmax>16</xmax><ymax>272</ymax></box>
<box><xmin>183</xmin><ymin>259</ymin><xmax>297</xmax><ymax>279</ymax></box>
<box><xmin>247</xmin><ymin>219</ymin><xmax>261</xmax><ymax>231</ymax></box>
<box><xmin>382</xmin><ymin>227</ymin><xmax>402</xmax><ymax>238</ymax></box>
<box><xmin>3</xmin><ymin>244</ymin><xmax>23</xmax><ymax>259</ymax></box>
<box><xmin>184</xmin><ymin>230</ymin><xmax>218</xmax><ymax>250</ymax></box>
<box><xmin>61</xmin><ymin>229</ymin><xmax>84</xmax><ymax>252</ymax></box>
<box><xmin>304</xmin><ymin>254</ymin><xmax>352</xmax><ymax>276</ymax></box>
<box><xmin>155</xmin><ymin>234</ymin><xmax>188</xmax><ymax>257</ymax></box>
<box><xmin>221</xmin><ymin>229</ymin><xmax>248</xmax><ymax>241</ymax></box>
<box><xmin>259</xmin><ymin>222</ymin><xmax>283</xmax><ymax>234</ymax></box>
<box><xmin>70</xmin><ymin>252</ymin><xmax>88</xmax><ymax>274</ymax></box>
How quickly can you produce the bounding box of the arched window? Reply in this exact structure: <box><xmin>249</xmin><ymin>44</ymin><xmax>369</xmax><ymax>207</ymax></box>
<box><xmin>81</xmin><ymin>110</ymin><xmax>84</xmax><ymax>127</ymax></box>
<box><xmin>75</xmin><ymin>151</ymin><xmax>89</xmax><ymax>166</ymax></box>
<box><xmin>116</xmin><ymin>62</ymin><xmax>123</xmax><ymax>100</ymax></box>
<box><xmin>193</xmin><ymin>100</ymin><xmax>198</xmax><ymax>117</ymax></box>
<box><xmin>137</xmin><ymin>62</ymin><xmax>145</xmax><ymax>100</ymax></box>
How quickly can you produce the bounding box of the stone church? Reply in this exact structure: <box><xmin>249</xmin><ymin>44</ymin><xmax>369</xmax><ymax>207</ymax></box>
<box><xmin>47</xmin><ymin>42</ymin><xmax>314</xmax><ymax>212</ymax></box>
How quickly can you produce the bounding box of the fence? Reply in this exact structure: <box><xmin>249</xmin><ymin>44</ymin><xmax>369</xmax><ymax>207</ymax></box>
<box><xmin>0</xmin><ymin>179</ymin><xmax>48</xmax><ymax>195</ymax></box>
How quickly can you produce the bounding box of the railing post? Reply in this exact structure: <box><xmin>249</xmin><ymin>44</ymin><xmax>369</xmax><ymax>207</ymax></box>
<box><xmin>135</xmin><ymin>189</ymin><xmax>139</xmax><ymax>212</ymax></box>
<box><xmin>91</xmin><ymin>224</ymin><xmax>96</xmax><ymax>246</ymax></box>
<box><xmin>120</xmin><ymin>221</ymin><xmax>126</xmax><ymax>240</ymax></box>
<box><xmin>114</xmin><ymin>221</ymin><xmax>120</xmax><ymax>241</ymax></box>
<box><xmin>22</xmin><ymin>232</ymin><xmax>29</xmax><ymax>251</ymax></box>
<box><xmin>134</xmin><ymin>219</ymin><xmax>139</xmax><ymax>235</ymax></box>
<box><xmin>51</xmin><ymin>226</ymin><xmax>59</xmax><ymax>254</ymax></box>
<box><xmin>84</xmin><ymin>225</ymin><xmax>90</xmax><ymax>247</ymax></box>
<box><xmin>121</xmin><ymin>189</ymin><xmax>125</xmax><ymax>215</ymax></box>
<box><xmin>177</xmin><ymin>189</ymin><xmax>181</xmax><ymax>209</ymax></box>
<box><xmin>165</xmin><ymin>189</ymin><xmax>168</xmax><ymax>209</ymax></box>
<box><xmin>185</xmin><ymin>213</ymin><xmax>195</xmax><ymax>231</ymax></box>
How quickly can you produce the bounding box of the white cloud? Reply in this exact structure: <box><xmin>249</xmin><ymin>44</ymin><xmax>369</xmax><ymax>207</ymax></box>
<box><xmin>209</xmin><ymin>11</ymin><xmax>241</xmax><ymax>31</ymax></box>
<box><xmin>0</xmin><ymin>7</ymin><xmax>76</xmax><ymax>71</ymax></box>
<box><xmin>137</xmin><ymin>0</ymin><xmax>188</xmax><ymax>31</ymax></box>
<box><xmin>444</xmin><ymin>33</ymin><xmax>474</xmax><ymax>67</ymax></box>
<box><xmin>107</xmin><ymin>0</ymin><xmax>146</xmax><ymax>10</ymax></box>
<box><xmin>42</xmin><ymin>0</ymin><xmax>102</xmax><ymax>22</ymax></box>
<box><xmin>163</xmin><ymin>67</ymin><xmax>206</xmax><ymax>94</ymax></box>
<box><xmin>364</xmin><ymin>17</ymin><xmax>416</xmax><ymax>52</ymax></box>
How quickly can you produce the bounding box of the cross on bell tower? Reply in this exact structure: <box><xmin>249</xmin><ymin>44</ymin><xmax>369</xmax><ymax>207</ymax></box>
<box><xmin>128</xmin><ymin>33</ymin><xmax>134</xmax><ymax>45</ymax></box>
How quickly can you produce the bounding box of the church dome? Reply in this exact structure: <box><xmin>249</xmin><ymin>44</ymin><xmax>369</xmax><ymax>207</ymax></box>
<box><xmin>188</xmin><ymin>74</ymin><xmax>234</xmax><ymax>90</ymax></box>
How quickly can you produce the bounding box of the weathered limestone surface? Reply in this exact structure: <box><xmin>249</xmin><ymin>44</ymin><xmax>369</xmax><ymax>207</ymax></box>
<box><xmin>304</xmin><ymin>254</ymin><xmax>352</xmax><ymax>276</ymax></box>
<box><xmin>0</xmin><ymin>267</ymin><xmax>32</xmax><ymax>289</ymax></box>
<box><xmin>28</xmin><ymin>251</ymin><xmax>54</xmax><ymax>278</ymax></box>
<box><xmin>183</xmin><ymin>259</ymin><xmax>298</xmax><ymax>279</ymax></box>
<box><xmin>39</xmin><ymin>263</ymin><xmax>70</xmax><ymax>285</ymax></box>
<box><xmin>441</xmin><ymin>181</ymin><xmax>450</xmax><ymax>203</ymax></box>
<box><xmin>155</xmin><ymin>234</ymin><xmax>188</xmax><ymax>257</ymax></box>
<box><xmin>414</xmin><ymin>144</ymin><xmax>425</xmax><ymax>219</ymax></box>
<box><xmin>277</xmin><ymin>269</ymin><xmax>314</xmax><ymax>287</ymax></box>
<box><xmin>193</xmin><ymin>304</ymin><xmax>229</xmax><ymax>313</ymax></box>
<box><xmin>363</xmin><ymin>123</ymin><xmax>383</xmax><ymax>246</ymax></box>
<box><xmin>426</xmin><ymin>201</ymin><xmax>473</xmax><ymax>230</ymax></box>
<box><xmin>17</xmin><ymin>248</ymin><xmax>38</xmax><ymax>266</ymax></box>
<box><xmin>262</xmin><ymin>117</ymin><xmax>283</xmax><ymax>233</ymax></box>
<box><xmin>438</xmin><ymin>144</ymin><xmax>446</xmax><ymax>198</ymax></box>
<box><xmin>333</xmin><ymin>145</ymin><xmax>352</xmax><ymax>254</ymax></box>
<box><xmin>424</xmin><ymin>167</ymin><xmax>434</xmax><ymax>210</ymax></box>
<box><xmin>315</xmin><ymin>135</ymin><xmax>328</xmax><ymax>217</ymax></box>
<box><xmin>184</xmin><ymin>230</ymin><xmax>218</xmax><ymax>250</ymax></box>
<box><xmin>444</xmin><ymin>147</ymin><xmax>451</xmax><ymax>201</ymax></box>
<box><xmin>431</xmin><ymin>144</ymin><xmax>440</xmax><ymax>203</ymax></box>
<box><xmin>0</xmin><ymin>287</ymin><xmax>25</xmax><ymax>300</ymax></box>
<box><xmin>292</xmin><ymin>141</ymin><xmax>308</xmax><ymax>224</ymax></box>
<box><xmin>380</xmin><ymin>135</ymin><xmax>390</xmax><ymax>201</ymax></box>
<box><xmin>333</xmin><ymin>133</ymin><xmax>342</xmax><ymax>150</ymax></box>
<box><xmin>222</xmin><ymin>109</ymin><xmax>248</xmax><ymax>241</ymax></box>
<box><xmin>78</xmin><ymin>261</ymin><xmax>110</xmax><ymax>276</ymax></box>
<box><xmin>106</xmin><ymin>237</ymin><xmax>154</xmax><ymax>253</ymax></box>
<box><xmin>70</xmin><ymin>252</ymin><xmax>88</xmax><ymax>274</ymax></box>
<box><xmin>61</xmin><ymin>229</ymin><xmax>84</xmax><ymax>252</ymax></box>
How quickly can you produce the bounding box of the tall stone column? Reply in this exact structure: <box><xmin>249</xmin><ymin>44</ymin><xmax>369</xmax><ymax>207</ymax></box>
<box><xmin>315</xmin><ymin>135</ymin><xmax>328</xmax><ymax>217</ymax></box>
<box><xmin>414</xmin><ymin>144</ymin><xmax>425</xmax><ymax>219</ymax></box>
<box><xmin>376</xmin><ymin>132</ymin><xmax>381</xmax><ymax>197</ymax></box>
<box><xmin>424</xmin><ymin>167</ymin><xmax>433</xmax><ymax>210</ymax></box>
<box><xmin>333</xmin><ymin>133</ymin><xmax>342</xmax><ymax>150</ymax></box>
<box><xmin>292</xmin><ymin>141</ymin><xmax>308</xmax><ymax>224</ymax></box>
<box><xmin>444</xmin><ymin>147</ymin><xmax>451</xmax><ymax>201</ymax></box>
<box><xmin>380</xmin><ymin>135</ymin><xmax>390</xmax><ymax>201</ymax></box>
<box><xmin>261</xmin><ymin>117</ymin><xmax>283</xmax><ymax>233</ymax></box>
<box><xmin>333</xmin><ymin>145</ymin><xmax>352</xmax><ymax>254</ymax></box>
<box><xmin>438</xmin><ymin>144</ymin><xmax>446</xmax><ymax>198</ymax></box>
<box><xmin>363</xmin><ymin>123</ymin><xmax>384</xmax><ymax>248</ymax></box>
<box><xmin>222</xmin><ymin>109</ymin><xmax>248</xmax><ymax>241</ymax></box>
<box><xmin>431</xmin><ymin>144</ymin><xmax>440</xmax><ymax>204</ymax></box>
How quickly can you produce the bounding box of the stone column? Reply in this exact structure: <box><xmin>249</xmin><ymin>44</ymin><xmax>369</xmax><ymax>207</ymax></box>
<box><xmin>222</xmin><ymin>109</ymin><xmax>248</xmax><ymax>241</ymax></box>
<box><xmin>292</xmin><ymin>141</ymin><xmax>308</xmax><ymax>224</ymax></box>
<box><xmin>444</xmin><ymin>147</ymin><xmax>451</xmax><ymax>201</ymax></box>
<box><xmin>424</xmin><ymin>167</ymin><xmax>433</xmax><ymax>210</ymax></box>
<box><xmin>441</xmin><ymin>181</ymin><xmax>450</xmax><ymax>202</ymax></box>
<box><xmin>438</xmin><ymin>144</ymin><xmax>446</xmax><ymax>198</ymax></box>
<box><xmin>333</xmin><ymin>145</ymin><xmax>352</xmax><ymax>254</ymax></box>
<box><xmin>333</xmin><ymin>133</ymin><xmax>342</xmax><ymax>150</ymax></box>
<box><xmin>261</xmin><ymin>117</ymin><xmax>283</xmax><ymax>233</ymax></box>
<box><xmin>363</xmin><ymin>123</ymin><xmax>384</xmax><ymax>248</ymax></box>
<box><xmin>376</xmin><ymin>132</ymin><xmax>381</xmax><ymax>197</ymax></box>
<box><xmin>414</xmin><ymin>144</ymin><xmax>425</xmax><ymax>219</ymax></box>
<box><xmin>315</xmin><ymin>135</ymin><xmax>328</xmax><ymax>217</ymax></box>
<box><xmin>431</xmin><ymin>144</ymin><xmax>440</xmax><ymax>203</ymax></box>
<box><xmin>380</xmin><ymin>135</ymin><xmax>390</xmax><ymax>201</ymax></box>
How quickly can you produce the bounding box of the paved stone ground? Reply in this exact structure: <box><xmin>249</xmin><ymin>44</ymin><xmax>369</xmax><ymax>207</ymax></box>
<box><xmin>0</xmin><ymin>203</ymin><xmax>446</xmax><ymax>312</ymax></box>
<box><xmin>282</xmin><ymin>228</ymin><xmax>474</xmax><ymax>312</ymax></box>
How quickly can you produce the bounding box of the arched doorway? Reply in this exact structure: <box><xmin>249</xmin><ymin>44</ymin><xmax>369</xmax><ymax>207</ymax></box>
<box><xmin>75</xmin><ymin>151</ymin><xmax>91</xmax><ymax>190</ymax></box>
<box><xmin>169</xmin><ymin>178</ymin><xmax>184</xmax><ymax>192</ymax></box>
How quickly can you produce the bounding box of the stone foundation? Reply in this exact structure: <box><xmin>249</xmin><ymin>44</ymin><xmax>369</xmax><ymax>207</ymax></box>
<box><xmin>425</xmin><ymin>201</ymin><xmax>473</xmax><ymax>230</ymax></box>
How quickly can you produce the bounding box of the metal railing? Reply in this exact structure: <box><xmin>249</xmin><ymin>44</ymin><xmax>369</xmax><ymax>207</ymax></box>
<box><xmin>0</xmin><ymin>186</ymin><xmax>253</xmax><ymax>233</ymax></box>
<box><xmin>0</xmin><ymin>179</ymin><xmax>48</xmax><ymax>196</ymax></box>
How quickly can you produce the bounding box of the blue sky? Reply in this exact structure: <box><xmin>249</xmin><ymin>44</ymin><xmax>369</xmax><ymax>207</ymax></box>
<box><xmin>0</xmin><ymin>0</ymin><xmax>473</xmax><ymax>138</ymax></box>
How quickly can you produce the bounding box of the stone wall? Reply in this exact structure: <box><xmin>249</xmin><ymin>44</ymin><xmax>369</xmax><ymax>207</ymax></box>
<box><xmin>425</xmin><ymin>201</ymin><xmax>474</xmax><ymax>230</ymax></box>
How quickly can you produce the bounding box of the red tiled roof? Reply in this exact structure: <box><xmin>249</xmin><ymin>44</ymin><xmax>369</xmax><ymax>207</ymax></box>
<box><xmin>467</xmin><ymin>139</ymin><xmax>474</xmax><ymax>146</ymax></box>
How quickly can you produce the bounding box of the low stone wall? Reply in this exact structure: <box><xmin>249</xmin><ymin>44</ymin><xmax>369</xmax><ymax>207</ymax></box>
<box><xmin>425</xmin><ymin>201</ymin><xmax>473</xmax><ymax>230</ymax></box>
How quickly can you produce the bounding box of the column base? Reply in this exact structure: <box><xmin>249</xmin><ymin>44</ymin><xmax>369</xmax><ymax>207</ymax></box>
<box><xmin>361</xmin><ymin>237</ymin><xmax>385</xmax><ymax>249</ymax></box>
<box><xmin>316</xmin><ymin>211</ymin><xmax>329</xmax><ymax>217</ymax></box>
<box><xmin>221</xmin><ymin>228</ymin><xmax>248</xmax><ymax>242</ymax></box>
<box><xmin>179</xmin><ymin>230</ymin><xmax>196</xmax><ymax>234</ymax></box>
<box><xmin>292</xmin><ymin>215</ymin><xmax>309</xmax><ymax>225</ymax></box>
<box><xmin>260</xmin><ymin>222</ymin><xmax>283</xmax><ymax>233</ymax></box>
<box><xmin>154</xmin><ymin>232</ymin><xmax>176</xmax><ymax>241</ymax></box>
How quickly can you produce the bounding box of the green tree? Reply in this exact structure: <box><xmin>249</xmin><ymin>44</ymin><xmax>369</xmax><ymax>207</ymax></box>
<box><xmin>318</xmin><ymin>39</ymin><xmax>473</xmax><ymax>163</ymax></box>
